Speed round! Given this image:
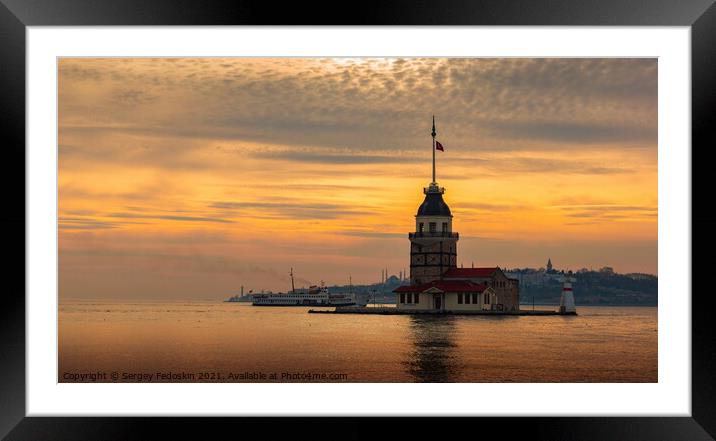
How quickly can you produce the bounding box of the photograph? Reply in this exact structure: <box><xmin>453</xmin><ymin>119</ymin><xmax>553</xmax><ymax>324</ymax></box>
<box><xmin>57</xmin><ymin>57</ymin><xmax>658</xmax><ymax>383</ymax></box>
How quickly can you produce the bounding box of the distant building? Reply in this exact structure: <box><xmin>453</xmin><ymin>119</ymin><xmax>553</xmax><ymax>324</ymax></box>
<box><xmin>625</xmin><ymin>273</ymin><xmax>655</xmax><ymax>281</ymax></box>
<box><xmin>393</xmin><ymin>117</ymin><xmax>519</xmax><ymax>312</ymax></box>
<box><xmin>546</xmin><ymin>258</ymin><xmax>553</xmax><ymax>273</ymax></box>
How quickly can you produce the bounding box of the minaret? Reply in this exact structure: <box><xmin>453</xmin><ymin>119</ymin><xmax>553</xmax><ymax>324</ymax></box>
<box><xmin>408</xmin><ymin>117</ymin><xmax>458</xmax><ymax>285</ymax></box>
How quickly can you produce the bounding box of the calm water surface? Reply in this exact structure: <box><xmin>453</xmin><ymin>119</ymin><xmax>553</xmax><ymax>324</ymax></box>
<box><xmin>59</xmin><ymin>302</ymin><xmax>657</xmax><ymax>382</ymax></box>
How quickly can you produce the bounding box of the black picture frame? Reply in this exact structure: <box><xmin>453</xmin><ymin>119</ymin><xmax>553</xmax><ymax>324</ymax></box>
<box><xmin>2</xmin><ymin>1</ymin><xmax>714</xmax><ymax>439</ymax></box>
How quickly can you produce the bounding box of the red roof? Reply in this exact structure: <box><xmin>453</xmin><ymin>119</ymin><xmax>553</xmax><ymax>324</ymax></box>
<box><xmin>393</xmin><ymin>280</ymin><xmax>487</xmax><ymax>293</ymax></box>
<box><xmin>443</xmin><ymin>267</ymin><xmax>499</xmax><ymax>278</ymax></box>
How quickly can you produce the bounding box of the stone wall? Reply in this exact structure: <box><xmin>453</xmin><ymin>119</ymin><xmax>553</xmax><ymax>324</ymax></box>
<box><xmin>409</xmin><ymin>238</ymin><xmax>458</xmax><ymax>284</ymax></box>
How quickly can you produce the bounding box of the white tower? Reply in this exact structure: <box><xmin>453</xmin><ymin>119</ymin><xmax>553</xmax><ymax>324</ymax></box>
<box><xmin>559</xmin><ymin>277</ymin><xmax>577</xmax><ymax>314</ymax></box>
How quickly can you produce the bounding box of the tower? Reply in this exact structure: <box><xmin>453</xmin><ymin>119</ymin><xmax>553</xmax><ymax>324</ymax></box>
<box><xmin>546</xmin><ymin>258</ymin><xmax>553</xmax><ymax>273</ymax></box>
<box><xmin>408</xmin><ymin>117</ymin><xmax>458</xmax><ymax>284</ymax></box>
<box><xmin>559</xmin><ymin>277</ymin><xmax>576</xmax><ymax>314</ymax></box>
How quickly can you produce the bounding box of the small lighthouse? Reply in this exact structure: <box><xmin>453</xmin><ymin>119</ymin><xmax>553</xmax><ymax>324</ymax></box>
<box><xmin>559</xmin><ymin>277</ymin><xmax>577</xmax><ymax>315</ymax></box>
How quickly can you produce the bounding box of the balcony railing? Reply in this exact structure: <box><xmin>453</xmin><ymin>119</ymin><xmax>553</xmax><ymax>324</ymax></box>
<box><xmin>423</xmin><ymin>185</ymin><xmax>445</xmax><ymax>194</ymax></box>
<box><xmin>409</xmin><ymin>231</ymin><xmax>459</xmax><ymax>239</ymax></box>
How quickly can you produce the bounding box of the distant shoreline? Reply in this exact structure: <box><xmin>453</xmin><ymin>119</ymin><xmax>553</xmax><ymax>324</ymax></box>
<box><xmin>58</xmin><ymin>299</ymin><xmax>657</xmax><ymax>308</ymax></box>
<box><xmin>519</xmin><ymin>303</ymin><xmax>657</xmax><ymax>307</ymax></box>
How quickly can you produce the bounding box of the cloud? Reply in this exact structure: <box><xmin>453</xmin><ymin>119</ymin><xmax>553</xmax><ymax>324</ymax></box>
<box><xmin>440</xmin><ymin>155</ymin><xmax>630</xmax><ymax>175</ymax></box>
<box><xmin>59</xmin><ymin>216</ymin><xmax>153</xmax><ymax>230</ymax></box>
<box><xmin>59</xmin><ymin>58</ymin><xmax>657</xmax><ymax>155</ymax></box>
<box><xmin>60</xmin><ymin>247</ymin><xmax>312</xmax><ymax>283</ymax></box>
<box><xmin>208</xmin><ymin>200</ymin><xmax>377</xmax><ymax>220</ymax></box>
<box><xmin>107</xmin><ymin>212</ymin><xmax>235</xmax><ymax>223</ymax></box>
<box><xmin>253</xmin><ymin>150</ymin><xmax>424</xmax><ymax>165</ymax></box>
<box><xmin>550</xmin><ymin>204</ymin><xmax>658</xmax><ymax>223</ymax></box>
<box><xmin>60</xmin><ymin>218</ymin><xmax>122</xmax><ymax>230</ymax></box>
<box><xmin>254</xmin><ymin>183</ymin><xmax>377</xmax><ymax>192</ymax></box>
<box><xmin>497</xmin><ymin>157</ymin><xmax>629</xmax><ymax>175</ymax></box>
<box><xmin>485</xmin><ymin>120</ymin><xmax>656</xmax><ymax>145</ymax></box>
<box><xmin>456</xmin><ymin>202</ymin><xmax>528</xmax><ymax>212</ymax></box>
<box><xmin>111</xmin><ymin>88</ymin><xmax>157</xmax><ymax>106</ymax></box>
<box><xmin>337</xmin><ymin>230</ymin><xmax>407</xmax><ymax>239</ymax></box>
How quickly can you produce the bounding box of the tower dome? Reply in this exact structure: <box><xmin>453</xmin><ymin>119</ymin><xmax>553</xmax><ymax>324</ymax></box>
<box><xmin>416</xmin><ymin>185</ymin><xmax>452</xmax><ymax>217</ymax></box>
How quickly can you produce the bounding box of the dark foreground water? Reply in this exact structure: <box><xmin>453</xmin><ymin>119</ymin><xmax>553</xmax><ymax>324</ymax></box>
<box><xmin>59</xmin><ymin>302</ymin><xmax>657</xmax><ymax>383</ymax></box>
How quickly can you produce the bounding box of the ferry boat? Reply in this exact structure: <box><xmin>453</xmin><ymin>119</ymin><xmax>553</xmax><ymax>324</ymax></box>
<box><xmin>251</xmin><ymin>269</ymin><xmax>356</xmax><ymax>307</ymax></box>
<box><xmin>251</xmin><ymin>285</ymin><xmax>356</xmax><ymax>307</ymax></box>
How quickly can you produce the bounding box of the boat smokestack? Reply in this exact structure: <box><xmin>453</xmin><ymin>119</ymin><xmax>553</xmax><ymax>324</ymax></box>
<box><xmin>559</xmin><ymin>277</ymin><xmax>576</xmax><ymax>314</ymax></box>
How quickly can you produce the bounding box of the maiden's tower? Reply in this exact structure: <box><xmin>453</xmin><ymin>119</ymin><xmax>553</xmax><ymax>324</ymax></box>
<box><xmin>394</xmin><ymin>117</ymin><xmax>520</xmax><ymax>312</ymax></box>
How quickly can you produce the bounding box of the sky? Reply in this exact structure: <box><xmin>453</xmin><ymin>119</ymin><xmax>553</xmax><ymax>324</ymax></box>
<box><xmin>58</xmin><ymin>58</ymin><xmax>657</xmax><ymax>300</ymax></box>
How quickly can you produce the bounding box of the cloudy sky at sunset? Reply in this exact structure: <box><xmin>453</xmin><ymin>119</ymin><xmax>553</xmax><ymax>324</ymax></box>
<box><xmin>58</xmin><ymin>58</ymin><xmax>657</xmax><ymax>300</ymax></box>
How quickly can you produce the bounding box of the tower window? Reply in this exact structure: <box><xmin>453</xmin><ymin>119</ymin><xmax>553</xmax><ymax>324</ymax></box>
<box><xmin>465</xmin><ymin>294</ymin><xmax>470</xmax><ymax>304</ymax></box>
<box><xmin>419</xmin><ymin>222</ymin><xmax>424</xmax><ymax>233</ymax></box>
<box><xmin>472</xmin><ymin>293</ymin><xmax>478</xmax><ymax>304</ymax></box>
<box><xmin>458</xmin><ymin>293</ymin><xmax>463</xmax><ymax>304</ymax></box>
<box><xmin>442</xmin><ymin>222</ymin><xmax>448</xmax><ymax>232</ymax></box>
<box><xmin>429</xmin><ymin>222</ymin><xmax>436</xmax><ymax>233</ymax></box>
<box><xmin>407</xmin><ymin>293</ymin><xmax>412</xmax><ymax>304</ymax></box>
<box><xmin>400</xmin><ymin>293</ymin><xmax>405</xmax><ymax>304</ymax></box>
<box><xmin>415</xmin><ymin>294</ymin><xmax>419</xmax><ymax>304</ymax></box>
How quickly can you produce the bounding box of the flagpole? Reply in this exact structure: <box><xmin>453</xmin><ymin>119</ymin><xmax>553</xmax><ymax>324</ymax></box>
<box><xmin>431</xmin><ymin>115</ymin><xmax>436</xmax><ymax>184</ymax></box>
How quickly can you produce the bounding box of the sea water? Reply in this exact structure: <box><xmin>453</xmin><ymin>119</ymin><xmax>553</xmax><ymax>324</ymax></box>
<box><xmin>59</xmin><ymin>301</ymin><xmax>657</xmax><ymax>383</ymax></box>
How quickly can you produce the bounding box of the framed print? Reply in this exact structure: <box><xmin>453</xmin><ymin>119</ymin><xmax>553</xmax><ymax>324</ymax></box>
<box><xmin>2</xmin><ymin>0</ymin><xmax>715</xmax><ymax>439</ymax></box>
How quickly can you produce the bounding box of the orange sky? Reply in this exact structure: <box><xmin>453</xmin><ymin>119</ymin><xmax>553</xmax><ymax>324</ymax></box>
<box><xmin>58</xmin><ymin>58</ymin><xmax>657</xmax><ymax>299</ymax></box>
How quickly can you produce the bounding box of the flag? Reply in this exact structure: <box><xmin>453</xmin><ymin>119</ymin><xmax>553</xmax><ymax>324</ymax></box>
<box><xmin>435</xmin><ymin>141</ymin><xmax>444</xmax><ymax>152</ymax></box>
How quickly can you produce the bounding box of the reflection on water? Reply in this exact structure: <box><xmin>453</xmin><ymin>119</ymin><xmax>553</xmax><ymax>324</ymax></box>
<box><xmin>58</xmin><ymin>302</ymin><xmax>658</xmax><ymax>382</ymax></box>
<box><xmin>404</xmin><ymin>316</ymin><xmax>458</xmax><ymax>382</ymax></box>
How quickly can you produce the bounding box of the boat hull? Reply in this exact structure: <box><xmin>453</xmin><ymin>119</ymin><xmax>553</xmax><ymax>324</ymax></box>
<box><xmin>252</xmin><ymin>302</ymin><xmax>356</xmax><ymax>307</ymax></box>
